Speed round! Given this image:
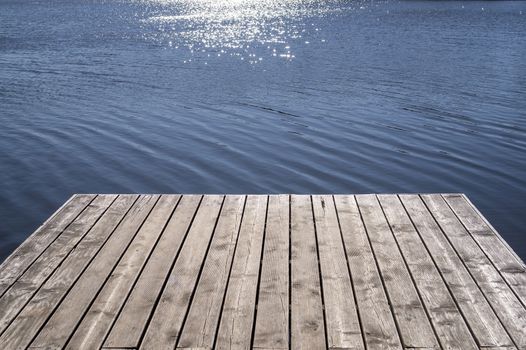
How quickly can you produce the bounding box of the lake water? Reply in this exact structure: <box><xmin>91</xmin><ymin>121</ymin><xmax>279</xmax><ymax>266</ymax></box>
<box><xmin>1</xmin><ymin>0</ymin><xmax>525</xmax><ymax>261</ymax></box>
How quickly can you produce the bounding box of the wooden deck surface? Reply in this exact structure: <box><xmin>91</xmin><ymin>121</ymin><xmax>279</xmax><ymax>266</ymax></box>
<box><xmin>0</xmin><ymin>194</ymin><xmax>525</xmax><ymax>350</ymax></box>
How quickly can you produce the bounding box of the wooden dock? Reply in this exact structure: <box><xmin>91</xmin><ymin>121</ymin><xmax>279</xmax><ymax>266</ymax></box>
<box><xmin>0</xmin><ymin>194</ymin><xmax>525</xmax><ymax>350</ymax></box>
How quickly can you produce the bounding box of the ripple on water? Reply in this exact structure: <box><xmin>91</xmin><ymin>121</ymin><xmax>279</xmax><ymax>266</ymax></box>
<box><xmin>0</xmin><ymin>0</ymin><xmax>526</xmax><ymax>261</ymax></box>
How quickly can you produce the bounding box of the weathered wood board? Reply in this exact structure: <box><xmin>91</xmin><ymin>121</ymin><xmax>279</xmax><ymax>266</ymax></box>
<box><xmin>0</xmin><ymin>194</ymin><xmax>523</xmax><ymax>350</ymax></box>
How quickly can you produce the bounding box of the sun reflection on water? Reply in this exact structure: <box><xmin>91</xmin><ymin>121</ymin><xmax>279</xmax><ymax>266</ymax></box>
<box><xmin>134</xmin><ymin>0</ymin><xmax>345</xmax><ymax>63</ymax></box>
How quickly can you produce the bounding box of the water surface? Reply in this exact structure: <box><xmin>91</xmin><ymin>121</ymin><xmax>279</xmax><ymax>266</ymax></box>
<box><xmin>1</xmin><ymin>0</ymin><xmax>525</xmax><ymax>260</ymax></box>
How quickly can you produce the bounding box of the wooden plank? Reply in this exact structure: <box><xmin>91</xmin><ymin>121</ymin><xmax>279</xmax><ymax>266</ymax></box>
<box><xmin>355</xmin><ymin>194</ymin><xmax>438</xmax><ymax>349</ymax></box>
<box><xmin>251</xmin><ymin>195</ymin><xmax>288</xmax><ymax>350</ymax></box>
<box><xmin>177</xmin><ymin>195</ymin><xmax>246</xmax><ymax>349</ymax></box>
<box><xmin>66</xmin><ymin>195</ymin><xmax>201</xmax><ymax>350</ymax></box>
<box><xmin>0</xmin><ymin>195</ymin><xmax>119</xmax><ymax>338</ymax></box>
<box><xmin>400</xmin><ymin>194</ymin><xmax>513</xmax><ymax>348</ymax></box>
<box><xmin>422</xmin><ymin>194</ymin><xmax>526</xmax><ymax>348</ymax></box>
<box><xmin>30</xmin><ymin>195</ymin><xmax>177</xmax><ymax>349</ymax></box>
<box><xmin>215</xmin><ymin>195</ymin><xmax>268</xmax><ymax>350</ymax></box>
<box><xmin>444</xmin><ymin>194</ymin><xmax>526</xmax><ymax>306</ymax></box>
<box><xmin>0</xmin><ymin>194</ymin><xmax>129</xmax><ymax>349</ymax></box>
<box><xmin>333</xmin><ymin>195</ymin><xmax>401</xmax><ymax>350</ymax></box>
<box><xmin>461</xmin><ymin>194</ymin><xmax>526</xmax><ymax>269</ymax></box>
<box><xmin>290</xmin><ymin>195</ymin><xmax>326</xmax><ymax>349</ymax></box>
<box><xmin>106</xmin><ymin>195</ymin><xmax>223</xmax><ymax>349</ymax></box>
<box><xmin>0</xmin><ymin>192</ymin><xmax>524</xmax><ymax>350</ymax></box>
<box><xmin>0</xmin><ymin>194</ymin><xmax>95</xmax><ymax>297</ymax></box>
<box><xmin>378</xmin><ymin>194</ymin><xmax>478</xmax><ymax>349</ymax></box>
<box><xmin>312</xmin><ymin>195</ymin><xmax>363</xmax><ymax>350</ymax></box>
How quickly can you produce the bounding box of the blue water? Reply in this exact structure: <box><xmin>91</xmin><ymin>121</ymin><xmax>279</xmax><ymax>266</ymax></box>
<box><xmin>1</xmin><ymin>0</ymin><xmax>525</xmax><ymax>261</ymax></box>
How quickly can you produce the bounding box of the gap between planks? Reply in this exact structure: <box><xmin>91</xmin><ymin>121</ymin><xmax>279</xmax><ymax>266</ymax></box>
<box><xmin>0</xmin><ymin>194</ymin><xmax>525</xmax><ymax>350</ymax></box>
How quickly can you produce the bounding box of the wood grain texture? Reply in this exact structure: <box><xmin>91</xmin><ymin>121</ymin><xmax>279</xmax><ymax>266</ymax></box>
<box><xmin>378</xmin><ymin>194</ymin><xmax>478</xmax><ymax>349</ymax></box>
<box><xmin>128</xmin><ymin>195</ymin><xmax>224</xmax><ymax>350</ymax></box>
<box><xmin>1</xmin><ymin>193</ymin><xmax>524</xmax><ymax>350</ymax></box>
<box><xmin>444</xmin><ymin>194</ymin><xmax>526</xmax><ymax>307</ymax></box>
<box><xmin>423</xmin><ymin>194</ymin><xmax>526</xmax><ymax>348</ymax></box>
<box><xmin>333</xmin><ymin>195</ymin><xmax>401</xmax><ymax>350</ymax></box>
<box><xmin>0</xmin><ymin>194</ymin><xmax>95</xmax><ymax>298</ymax></box>
<box><xmin>312</xmin><ymin>195</ymin><xmax>363</xmax><ymax>350</ymax></box>
<box><xmin>215</xmin><ymin>195</ymin><xmax>267</xmax><ymax>350</ymax></box>
<box><xmin>66</xmin><ymin>195</ymin><xmax>200</xmax><ymax>350</ymax></box>
<box><xmin>290</xmin><ymin>195</ymin><xmax>326</xmax><ymax>350</ymax></box>
<box><xmin>400</xmin><ymin>194</ymin><xmax>513</xmax><ymax>348</ymax></box>
<box><xmin>356</xmin><ymin>194</ymin><xmax>438</xmax><ymax>349</ymax></box>
<box><xmin>31</xmin><ymin>195</ymin><xmax>174</xmax><ymax>349</ymax></box>
<box><xmin>177</xmin><ymin>195</ymin><xmax>245</xmax><ymax>349</ymax></box>
<box><xmin>0</xmin><ymin>194</ymin><xmax>122</xmax><ymax>349</ymax></box>
<box><xmin>251</xmin><ymin>195</ymin><xmax>288</xmax><ymax>350</ymax></box>
<box><xmin>0</xmin><ymin>195</ymin><xmax>114</xmax><ymax>337</ymax></box>
<box><xmin>461</xmin><ymin>194</ymin><xmax>526</xmax><ymax>269</ymax></box>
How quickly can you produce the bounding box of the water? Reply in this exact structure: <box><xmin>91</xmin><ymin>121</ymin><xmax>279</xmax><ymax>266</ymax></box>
<box><xmin>1</xmin><ymin>0</ymin><xmax>525</xmax><ymax>261</ymax></box>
